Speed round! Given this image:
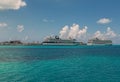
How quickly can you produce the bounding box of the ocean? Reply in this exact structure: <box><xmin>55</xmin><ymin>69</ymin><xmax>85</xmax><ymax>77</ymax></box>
<box><xmin>0</xmin><ymin>45</ymin><xmax>120</xmax><ymax>82</ymax></box>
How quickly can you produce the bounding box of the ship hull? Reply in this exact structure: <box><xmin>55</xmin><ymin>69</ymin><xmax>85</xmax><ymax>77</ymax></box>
<box><xmin>42</xmin><ymin>43</ymin><xmax>79</xmax><ymax>46</ymax></box>
<box><xmin>87</xmin><ymin>43</ymin><xmax>112</xmax><ymax>45</ymax></box>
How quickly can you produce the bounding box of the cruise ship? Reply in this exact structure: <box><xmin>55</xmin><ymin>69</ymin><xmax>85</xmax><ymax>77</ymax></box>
<box><xmin>42</xmin><ymin>36</ymin><xmax>86</xmax><ymax>45</ymax></box>
<box><xmin>87</xmin><ymin>38</ymin><xmax>112</xmax><ymax>45</ymax></box>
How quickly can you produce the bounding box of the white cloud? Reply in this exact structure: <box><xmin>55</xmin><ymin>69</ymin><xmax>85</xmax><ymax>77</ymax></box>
<box><xmin>0</xmin><ymin>22</ymin><xmax>8</xmax><ymax>27</ymax></box>
<box><xmin>17</xmin><ymin>25</ymin><xmax>24</xmax><ymax>32</ymax></box>
<box><xmin>24</xmin><ymin>36</ymin><xmax>29</xmax><ymax>40</ymax></box>
<box><xmin>43</xmin><ymin>19</ymin><xmax>48</xmax><ymax>22</ymax></box>
<box><xmin>97</xmin><ymin>18</ymin><xmax>111</xmax><ymax>24</ymax></box>
<box><xmin>68</xmin><ymin>24</ymin><xmax>80</xmax><ymax>39</ymax></box>
<box><xmin>0</xmin><ymin>0</ymin><xmax>26</xmax><ymax>10</ymax></box>
<box><xmin>43</xmin><ymin>19</ymin><xmax>54</xmax><ymax>23</ymax></box>
<box><xmin>59</xmin><ymin>25</ymin><xmax>69</xmax><ymax>39</ymax></box>
<box><xmin>93</xmin><ymin>27</ymin><xmax>117</xmax><ymax>39</ymax></box>
<box><xmin>94</xmin><ymin>31</ymin><xmax>103</xmax><ymax>39</ymax></box>
<box><xmin>106</xmin><ymin>27</ymin><xmax>116</xmax><ymax>38</ymax></box>
<box><xmin>59</xmin><ymin>24</ymin><xmax>88</xmax><ymax>41</ymax></box>
<box><xmin>78</xmin><ymin>26</ymin><xmax>88</xmax><ymax>39</ymax></box>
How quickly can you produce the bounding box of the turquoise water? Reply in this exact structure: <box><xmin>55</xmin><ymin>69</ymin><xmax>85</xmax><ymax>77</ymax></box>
<box><xmin>0</xmin><ymin>45</ymin><xmax>120</xmax><ymax>82</ymax></box>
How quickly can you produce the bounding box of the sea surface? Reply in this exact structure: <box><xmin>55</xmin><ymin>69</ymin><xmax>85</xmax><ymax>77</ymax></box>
<box><xmin>0</xmin><ymin>45</ymin><xmax>120</xmax><ymax>82</ymax></box>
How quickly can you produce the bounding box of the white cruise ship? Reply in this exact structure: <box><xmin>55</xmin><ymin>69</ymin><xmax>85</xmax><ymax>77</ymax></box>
<box><xmin>42</xmin><ymin>36</ymin><xmax>86</xmax><ymax>45</ymax></box>
<box><xmin>87</xmin><ymin>38</ymin><xmax>112</xmax><ymax>45</ymax></box>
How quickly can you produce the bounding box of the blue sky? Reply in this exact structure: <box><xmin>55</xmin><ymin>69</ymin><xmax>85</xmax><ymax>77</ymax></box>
<box><xmin>0</xmin><ymin>0</ymin><xmax>120</xmax><ymax>43</ymax></box>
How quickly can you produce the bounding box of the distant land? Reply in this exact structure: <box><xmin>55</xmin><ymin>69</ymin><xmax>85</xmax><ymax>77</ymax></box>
<box><xmin>0</xmin><ymin>36</ymin><xmax>112</xmax><ymax>46</ymax></box>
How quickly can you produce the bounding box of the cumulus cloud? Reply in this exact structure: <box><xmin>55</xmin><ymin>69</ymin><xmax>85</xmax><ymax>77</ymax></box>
<box><xmin>78</xmin><ymin>26</ymin><xmax>88</xmax><ymax>39</ymax></box>
<box><xmin>0</xmin><ymin>0</ymin><xmax>26</xmax><ymax>10</ymax></box>
<box><xmin>93</xmin><ymin>27</ymin><xmax>117</xmax><ymax>39</ymax></box>
<box><xmin>0</xmin><ymin>22</ymin><xmax>7</xmax><ymax>27</ymax></box>
<box><xmin>59</xmin><ymin>25</ymin><xmax>69</xmax><ymax>39</ymax></box>
<box><xmin>68</xmin><ymin>24</ymin><xmax>80</xmax><ymax>39</ymax></box>
<box><xmin>59</xmin><ymin>24</ymin><xmax>88</xmax><ymax>41</ymax></box>
<box><xmin>59</xmin><ymin>23</ymin><xmax>120</xmax><ymax>44</ymax></box>
<box><xmin>106</xmin><ymin>27</ymin><xmax>116</xmax><ymax>38</ymax></box>
<box><xmin>17</xmin><ymin>25</ymin><xmax>24</xmax><ymax>32</ymax></box>
<box><xmin>97</xmin><ymin>18</ymin><xmax>111</xmax><ymax>24</ymax></box>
